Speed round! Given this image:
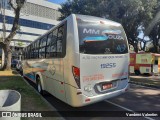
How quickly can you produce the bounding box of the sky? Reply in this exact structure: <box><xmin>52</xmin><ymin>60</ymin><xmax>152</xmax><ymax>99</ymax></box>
<box><xmin>48</xmin><ymin>0</ymin><xmax>67</xmax><ymax>4</ymax></box>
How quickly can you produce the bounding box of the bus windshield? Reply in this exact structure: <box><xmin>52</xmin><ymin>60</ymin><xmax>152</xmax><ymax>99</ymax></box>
<box><xmin>77</xmin><ymin>17</ymin><xmax>128</xmax><ymax>54</ymax></box>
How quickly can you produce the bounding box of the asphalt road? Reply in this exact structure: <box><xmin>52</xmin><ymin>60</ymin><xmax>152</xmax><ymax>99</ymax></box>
<box><xmin>24</xmin><ymin>77</ymin><xmax>160</xmax><ymax>120</ymax></box>
<box><xmin>108</xmin><ymin>84</ymin><xmax>160</xmax><ymax>111</ymax></box>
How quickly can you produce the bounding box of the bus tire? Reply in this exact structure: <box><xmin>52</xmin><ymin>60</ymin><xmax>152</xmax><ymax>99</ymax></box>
<box><xmin>135</xmin><ymin>70</ymin><xmax>140</xmax><ymax>75</ymax></box>
<box><xmin>20</xmin><ymin>70</ymin><xmax>23</xmax><ymax>76</ymax></box>
<box><xmin>36</xmin><ymin>76</ymin><xmax>45</xmax><ymax>95</ymax></box>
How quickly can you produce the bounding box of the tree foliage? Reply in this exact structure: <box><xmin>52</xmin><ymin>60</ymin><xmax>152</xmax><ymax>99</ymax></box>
<box><xmin>59</xmin><ymin>0</ymin><xmax>158</xmax><ymax>52</ymax></box>
<box><xmin>145</xmin><ymin>1</ymin><xmax>160</xmax><ymax>53</ymax></box>
<box><xmin>58</xmin><ymin>0</ymin><xmax>104</xmax><ymax>20</ymax></box>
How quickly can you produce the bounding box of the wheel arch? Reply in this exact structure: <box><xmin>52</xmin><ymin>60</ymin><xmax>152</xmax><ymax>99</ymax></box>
<box><xmin>35</xmin><ymin>72</ymin><xmax>45</xmax><ymax>91</ymax></box>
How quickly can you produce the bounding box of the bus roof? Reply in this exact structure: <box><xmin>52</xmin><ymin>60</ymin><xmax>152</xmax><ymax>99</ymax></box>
<box><xmin>25</xmin><ymin>14</ymin><xmax>122</xmax><ymax>49</ymax></box>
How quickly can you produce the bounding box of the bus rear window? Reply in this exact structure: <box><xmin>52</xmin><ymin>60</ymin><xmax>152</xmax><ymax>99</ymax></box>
<box><xmin>77</xmin><ymin>18</ymin><xmax>128</xmax><ymax>54</ymax></box>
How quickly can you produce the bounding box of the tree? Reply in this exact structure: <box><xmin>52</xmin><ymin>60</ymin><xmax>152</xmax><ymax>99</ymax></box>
<box><xmin>105</xmin><ymin>0</ymin><xmax>157</xmax><ymax>52</ymax></box>
<box><xmin>144</xmin><ymin>1</ymin><xmax>160</xmax><ymax>53</ymax></box>
<box><xmin>58</xmin><ymin>0</ymin><xmax>106</xmax><ymax>20</ymax></box>
<box><xmin>0</xmin><ymin>0</ymin><xmax>26</xmax><ymax>70</ymax></box>
<box><xmin>147</xmin><ymin>24</ymin><xmax>160</xmax><ymax>53</ymax></box>
<box><xmin>59</xmin><ymin>0</ymin><xmax>157</xmax><ymax>52</ymax></box>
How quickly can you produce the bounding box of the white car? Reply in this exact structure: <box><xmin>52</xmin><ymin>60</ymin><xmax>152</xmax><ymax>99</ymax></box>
<box><xmin>16</xmin><ymin>60</ymin><xmax>23</xmax><ymax>73</ymax></box>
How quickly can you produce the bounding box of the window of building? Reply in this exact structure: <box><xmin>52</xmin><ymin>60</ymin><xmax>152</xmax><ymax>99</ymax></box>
<box><xmin>20</xmin><ymin>2</ymin><xmax>61</xmax><ymax>20</ymax></box>
<box><xmin>0</xmin><ymin>15</ymin><xmax>54</xmax><ymax>30</ymax></box>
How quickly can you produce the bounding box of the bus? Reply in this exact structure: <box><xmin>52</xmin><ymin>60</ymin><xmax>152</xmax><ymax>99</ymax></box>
<box><xmin>22</xmin><ymin>14</ymin><xmax>129</xmax><ymax>107</ymax></box>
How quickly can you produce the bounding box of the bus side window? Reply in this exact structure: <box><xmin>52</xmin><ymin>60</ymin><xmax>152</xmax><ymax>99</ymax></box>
<box><xmin>27</xmin><ymin>46</ymin><xmax>31</xmax><ymax>59</ymax></box>
<box><xmin>46</xmin><ymin>32</ymin><xmax>53</xmax><ymax>58</ymax></box>
<box><xmin>33</xmin><ymin>42</ymin><xmax>37</xmax><ymax>59</ymax></box>
<box><xmin>25</xmin><ymin>49</ymin><xmax>27</xmax><ymax>59</ymax></box>
<box><xmin>39</xmin><ymin>36</ymin><xmax>47</xmax><ymax>58</ymax></box>
<box><xmin>26</xmin><ymin>49</ymin><xmax>27</xmax><ymax>59</ymax></box>
<box><xmin>31</xmin><ymin>44</ymin><xmax>34</xmax><ymax>59</ymax></box>
<box><xmin>49</xmin><ymin>22</ymin><xmax>66</xmax><ymax>58</ymax></box>
<box><xmin>57</xmin><ymin>25</ymin><xmax>64</xmax><ymax>56</ymax></box>
<box><xmin>50</xmin><ymin>29</ymin><xmax>58</xmax><ymax>58</ymax></box>
<box><xmin>22</xmin><ymin>50</ymin><xmax>25</xmax><ymax>60</ymax></box>
<box><xmin>35</xmin><ymin>40</ymin><xmax>40</xmax><ymax>58</ymax></box>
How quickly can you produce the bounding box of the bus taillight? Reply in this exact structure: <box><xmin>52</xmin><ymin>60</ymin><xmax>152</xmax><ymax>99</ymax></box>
<box><xmin>72</xmin><ymin>66</ymin><xmax>80</xmax><ymax>88</ymax></box>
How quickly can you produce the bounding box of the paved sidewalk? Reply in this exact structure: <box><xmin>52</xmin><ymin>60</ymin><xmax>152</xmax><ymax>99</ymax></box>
<box><xmin>0</xmin><ymin>70</ymin><xmax>19</xmax><ymax>76</ymax></box>
<box><xmin>130</xmin><ymin>75</ymin><xmax>160</xmax><ymax>89</ymax></box>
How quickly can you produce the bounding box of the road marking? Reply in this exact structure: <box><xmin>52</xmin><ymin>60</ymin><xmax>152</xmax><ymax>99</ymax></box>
<box><xmin>105</xmin><ymin>100</ymin><xmax>155</xmax><ymax>120</ymax></box>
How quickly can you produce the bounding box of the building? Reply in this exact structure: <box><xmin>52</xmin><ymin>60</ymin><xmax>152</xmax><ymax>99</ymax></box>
<box><xmin>0</xmin><ymin>0</ymin><xmax>61</xmax><ymax>59</ymax></box>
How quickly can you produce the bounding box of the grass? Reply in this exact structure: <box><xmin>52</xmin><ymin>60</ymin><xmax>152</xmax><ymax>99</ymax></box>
<box><xmin>0</xmin><ymin>76</ymin><xmax>51</xmax><ymax>111</ymax></box>
<box><xmin>0</xmin><ymin>71</ymin><xmax>60</xmax><ymax>120</ymax></box>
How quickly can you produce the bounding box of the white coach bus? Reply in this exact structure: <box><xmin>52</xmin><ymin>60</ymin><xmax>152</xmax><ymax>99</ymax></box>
<box><xmin>22</xmin><ymin>14</ymin><xmax>129</xmax><ymax>107</ymax></box>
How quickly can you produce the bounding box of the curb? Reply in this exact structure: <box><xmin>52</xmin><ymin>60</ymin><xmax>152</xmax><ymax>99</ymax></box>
<box><xmin>19</xmin><ymin>74</ymin><xmax>65</xmax><ymax>120</ymax></box>
<box><xmin>129</xmin><ymin>81</ymin><xmax>160</xmax><ymax>89</ymax></box>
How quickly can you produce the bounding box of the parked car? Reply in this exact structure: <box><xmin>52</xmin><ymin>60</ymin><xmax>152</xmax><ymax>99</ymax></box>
<box><xmin>11</xmin><ymin>59</ymin><xmax>18</xmax><ymax>68</ymax></box>
<box><xmin>16</xmin><ymin>60</ymin><xmax>23</xmax><ymax>72</ymax></box>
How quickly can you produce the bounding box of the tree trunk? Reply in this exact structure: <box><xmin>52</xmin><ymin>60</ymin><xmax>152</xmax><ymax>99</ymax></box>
<box><xmin>156</xmin><ymin>46</ymin><xmax>160</xmax><ymax>53</ymax></box>
<box><xmin>5</xmin><ymin>44</ymin><xmax>12</xmax><ymax>70</ymax></box>
<box><xmin>133</xmin><ymin>43</ymin><xmax>138</xmax><ymax>53</ymax></box>
<box><xmin>152</xmin><ymin>38</ymin><xmax>159</xmax><ymax>53</ymax></box>
<box><xmin>0</xmin><ymin>42</ymin><xmax>7</xmax><ymax>71</ymax></box>
<box><xmin>143</xmin><ymin>42</ymin><xmax>146</xmax><ymax>51</ymax></box>
<box><xmin>0</xmin><ymin>42</ymin><xmax>12</xmax><ymax>70</ymax></box>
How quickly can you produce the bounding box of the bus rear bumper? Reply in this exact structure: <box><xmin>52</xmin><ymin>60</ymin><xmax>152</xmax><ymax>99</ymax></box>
<box><xmin>70</xmin><ymin>84</ymin><xmax>129</xmax><ymax>107</ymax></box>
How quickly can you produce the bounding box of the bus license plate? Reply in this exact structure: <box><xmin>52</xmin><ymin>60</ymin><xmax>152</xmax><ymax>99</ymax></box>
<box><xmin>102</xmin><ymin>83</ymin><xmax>113</xmax><ymax>90</ymax></box>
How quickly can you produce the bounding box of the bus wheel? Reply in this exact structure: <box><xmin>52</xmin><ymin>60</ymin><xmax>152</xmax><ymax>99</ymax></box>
<box><xmin>37</xmin><ymin>77</ymin><xmax>44</xmax><ymax>95</ymax></box>
<box><xmin>20</xmin><ymin>70</ymin><xmax>23</xmax><ymax>76</ymax></box>
<box><xmin>135</xmin><ymin>70</ymin><xmax>140</xmax><ymax>75</ymax></box>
